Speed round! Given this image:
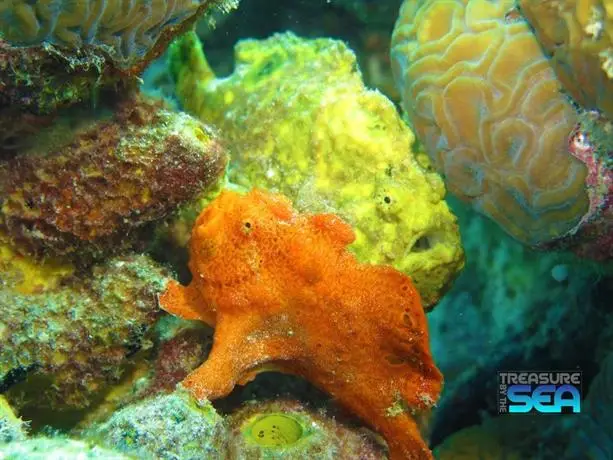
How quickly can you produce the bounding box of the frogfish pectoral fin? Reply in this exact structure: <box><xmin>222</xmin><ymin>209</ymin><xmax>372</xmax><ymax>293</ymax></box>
<box><xmin>159</xmin><ymin>280</ymin><xmax>209</xmax><ymax>323</ymax></box>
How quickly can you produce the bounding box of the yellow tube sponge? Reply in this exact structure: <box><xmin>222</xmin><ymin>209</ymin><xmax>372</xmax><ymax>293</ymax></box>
<box><xmin>520</xmin><ymin>0</ymin><xmax>613</xmax><ymax>120</ymax></box>
<box><xmin>169</xmin><ymin>31</ymin><xmax>464</xmax><ymax>309</ymax></box>
<box><xmin>391</xmin><ymin>0</ymin><xmax>590</xmax><ymax>246</ymax></box>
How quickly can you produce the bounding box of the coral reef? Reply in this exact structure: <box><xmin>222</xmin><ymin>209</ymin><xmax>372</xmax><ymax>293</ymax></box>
<box><xmin>0</xmin><ymin>37</ymin><xmax>127</xmax><ymax>116</ymax></box>
<box><xmin>169</xmin><ymin>31</ymin><xmax>463</xmax><ymax>309</ymax></box>
<box><xmin>542</xmin><ymin>111</ymin><xmax>613</xmax><ymax>260</ymax></box>
<box><xmin>73</xmin><ymin>316</ymin><xmax>215</xmax><ymax>428</ymax></box>
<box><xmin>141</xmin><ymin>318</ymin><xmax>215</xmax><ymax>398</ymax></box>
<box><xmin>0</xmin><ymin>396</ymin><xmax>27</xmax><ymax>443</ymax></box>
<box><xmin>0</xmin><ymin>0</ymin><xmax>230</xmax><ymax>418</ymax></box>
<box><xmin>391</xmin><ymin>0</ymin><xmax>591</xmax><ymax>247</ymax></box>
<box><xmin>85</xmin><ymin>390</ymin><xmax>228</xmax><ymax>459</ymax></box>
<box><xmin>0</xmin><ymin>0</ymin><xmax>239</xmax><ymax>71</ymax></box>
<box><xmin>80</xmin><ymin>393</ymin><xmax>386</xmax><ymax>459</ymax></box>
<box><xmin>0</xmin><ymin>94</ymin><xmax>227</xmax><ymax>259</ymax></box>
<box><xmin>227</xmin><ymin>399</ymin><xmax>385</xmax><ymax>459</ymax></box>
<box><xmin>0</xmin><ymin>437</ymin><xmax>131</xmax><ymax>458</ymax></box>
<box><xmin>1</xmin><ymin>252</ymin><xmax>169</xmax><ymax>415</ymax></box>
<box><xmin>160</xmin><ymin>189</ymin><xmax>443</xmax><ymax>459</ymax></box>
<box><xmin>0</xmin><ymin>110</ymin><xmax>56</xmax><ymax>156</ymax></box>
<box><xmin>520</xmin><ymin>0</ymin><xmax>613</xmax><ymax>120</ymax></box>
<box><xmin>0</xmin><ymin>1</ymin><xmax>240</xmax><ymax>126</ymax></box>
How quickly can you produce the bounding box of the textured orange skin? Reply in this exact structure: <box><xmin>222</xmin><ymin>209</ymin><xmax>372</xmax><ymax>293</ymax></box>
<box><xmin>159</xmin><ymin>189</ymin><xmax>443</xmax><ymax>460</ymax></box>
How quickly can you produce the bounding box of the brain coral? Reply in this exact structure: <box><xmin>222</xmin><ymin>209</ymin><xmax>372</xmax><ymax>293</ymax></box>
<box><xmin>391</xmin><ymin>0</ymin><xmax>590</xmax><ymax>246</ymax></box>
<box><xmin>169</xmin><ymin>31</ymin><xmax>463</xmax><ymax>309</ymax></box>
<box><xmin>520</xmin><ymin>0</ymin><xmax>613</xmax><ymax>120</ymax></box>
<box><xmin>0</xmin><ymin>0</ymin><xmax>238</xmax><ymax>70</ymax></box>
<box><xmin>0</xmin><ymin>94</ymin><xmax>227</xmax><ymax>259</ymax></box>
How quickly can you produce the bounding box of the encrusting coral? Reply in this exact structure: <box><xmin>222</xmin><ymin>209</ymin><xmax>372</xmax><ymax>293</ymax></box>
<box><xmin>80</xmin><ymin>393</ymin><xmax>387</xmax><ymax>459</ymax></box>
<box><xmin>0</xmin><ymin>437</ymin><xmax>131</xmax><ymax>458</ymax></box>
<box><xmin>391</xmin><ymin>0</ymin><xmax>589</xmax><ymax>246</ymax></box>
<box><xmin>85</xmin><ymin>390</ymin><xmax>228</xmax><ymax>459</ymax></box>
<box><xmin>0</xmin><ymin>94</ymin><xmax>227</xmax><ymax>259</ymax></box>
<box><xmin>71</xmin><ymin>316</ymin><xmax>215</xmax><ymax>428</ymax></box>
<box><xmin>0</xmin><ymin>230</ymin><xmax>74</xmax><ymax>295</ymax></box>
<box><xmin>0</xmin><ymin>250</ymin><xmax>170</xmax><ymax>413</ymax></box>
<box><xmin>159</xmin><ymin>188</ymin><xmax>443</xmax><ymax>459</ymax></box>
<box><xmin>0</xmin><ymin>37</ymin><xmax>127</xmax><ymax>117</ymax></box>
<box><xmin>169</xmin><ymin>31</ymin><xmax>464</xmax><ymax>309</ymax></box>
<box><xmin>0</xmin><ymin>395</ymin><xmax>27</xmax><ymax>443</ymax></box>
<box><xmin>549</xmin><ymin>112</ymin><xmax>613</xmax><ymax>260</ymax></box>
<box><xmin>0</xmin><ymin>1</ymin><xmax>240</xmax><ymax>128</ymax></box>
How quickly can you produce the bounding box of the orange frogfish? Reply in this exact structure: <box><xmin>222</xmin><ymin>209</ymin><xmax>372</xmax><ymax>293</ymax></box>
<box><xmin>159</xmin><ymin>189</ymin><xmax>443</xmax><ymax>459</ymax></box>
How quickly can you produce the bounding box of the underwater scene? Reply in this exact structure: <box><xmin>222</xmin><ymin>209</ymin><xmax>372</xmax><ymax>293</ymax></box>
<box><xmin>1</xmin><ymin>0</ymin><xmax>613</xmax><ymax>458</ymax></box>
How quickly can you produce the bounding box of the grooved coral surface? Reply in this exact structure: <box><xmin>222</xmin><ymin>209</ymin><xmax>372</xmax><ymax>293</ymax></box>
<box><xmin>0</xmin><ymin>95</ymin><xmax>227</xmax><ymax>258</ymax></box>
<box><xmin>169</xmin><ymin>31</ymin><xmax>463</xmax><ymax>309</ymax></box>
<box><xmin>0</xmin><ymin>0</ymin><xmax>235</xmax><ymax>69</ymax></box>
<box><xmin>160</xmin><ymin>189</ymin><xmax>443</xmax><ymax>460</ymax></box>
<box><xmin>520</xmin><ymin>0</ymin><xmax>613</xmax><ymax>120</ymax></box>
<box><xmin>391</xmin><ymin>0</ymin><xmax>590</xmax><ymax>246</ymax></box>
